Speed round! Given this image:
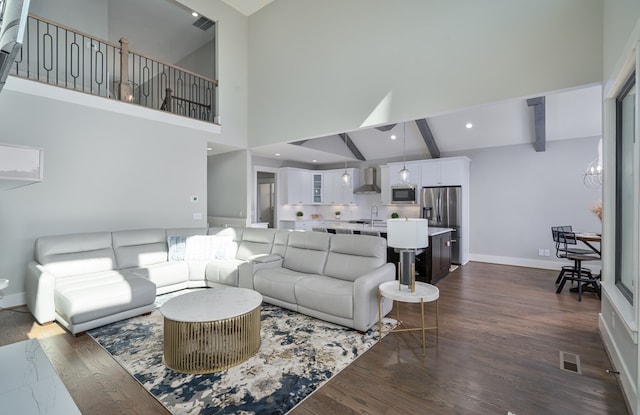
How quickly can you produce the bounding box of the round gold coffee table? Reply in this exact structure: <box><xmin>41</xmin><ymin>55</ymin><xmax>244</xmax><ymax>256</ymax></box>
<box><xmin>160</xmin><ymin>287</ymin><xmax>262</xmax><ymax>374</ymax></box>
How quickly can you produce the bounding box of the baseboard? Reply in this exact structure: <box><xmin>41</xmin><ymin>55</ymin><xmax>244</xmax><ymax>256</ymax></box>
<box><xmin>599</xmin><ymin>313</ymin><xmax>637</xmax><ymax>415</ymax></box>
<box><xmin>468</xmin><ymin>253</ymin><xmax>602</xmax><ymax>273</ymax></box>
<box><xmin>0</xmin><ymin>291</ymin><xmax>26</xmax><ymax>309</ymax></box>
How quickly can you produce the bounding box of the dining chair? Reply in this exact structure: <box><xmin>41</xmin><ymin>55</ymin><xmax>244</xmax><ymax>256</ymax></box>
<box><xmin>360</xmin><ymin>229</ymin><xmax>381</xmax><ymax>237</ymax></box>
<box><xmin>312</xmin><ymin>227</ymin><xmax>328</xmax><ymax>233</ymax></box>
<box><xmin>555</xmin><ymin>231</ymin><xmax>600</xmax><ymax>301</ymax></box>
<box><xmin>551</xmin><ymin>226</ymin><xmax>594</xmax><ymax>285</ymax></box>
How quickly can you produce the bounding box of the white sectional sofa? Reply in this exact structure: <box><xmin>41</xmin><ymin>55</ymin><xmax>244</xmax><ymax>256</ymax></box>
<box><xmin>25</xmin><ymin>226</ymin><xmax>394</xmax><ymax>334</ymax></box>
<box><xmin>239</xmin><ymin>231</ymin><xmax>395</xmax><ymax>332</ymax></box>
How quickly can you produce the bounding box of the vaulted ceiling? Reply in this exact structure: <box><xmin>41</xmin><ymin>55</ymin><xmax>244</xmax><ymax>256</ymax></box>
<box><xmin>249</xmin><ymin>84</ymin><xmax>603</xmax><ymax>165</ymax></box>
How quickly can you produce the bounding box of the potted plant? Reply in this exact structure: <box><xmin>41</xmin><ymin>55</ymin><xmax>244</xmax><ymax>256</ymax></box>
<box><xmin>296</xmin><ymin>211</ymin><xmax>304</xmax><ymax>219</ymax></box>
<box><xmin>390</xmin><ymin>212</ymin><xmax>399</xmax><ymax>219</ymax></box>
<box><xmin>335</xmin><ymin>211</ymin><xmax>341</xmax><ymax>219</ymax></box>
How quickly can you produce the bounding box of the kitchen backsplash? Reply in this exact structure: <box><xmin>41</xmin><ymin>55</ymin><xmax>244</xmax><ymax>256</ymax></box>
<box><xmin>280</xmin><ymin>193</ymin><xmax>421</xmax><ymax>221</ymax></box>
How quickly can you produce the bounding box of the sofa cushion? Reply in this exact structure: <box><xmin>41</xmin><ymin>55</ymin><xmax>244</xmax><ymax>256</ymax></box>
<box><xmin>120</xmin><ymin>261</ymin><xmax>190</xmax><ymax>290</ymax></box>
<box><xmin>35</xmin><ymin>232</ymin><xmax>116</xmax><ymax>277</ymax></box>
<box><xmin>236</xmin><ymin>228</ymin><xmax>277</xmax><ymax>261</ymax></box>
<box><xmin>323</xmin><ymin>234</ymin><xmax>387</xmax><ymax>282</ymax></box>
<box><xmin>283</xmin><ymin>232</ymin><xmax>331</xmax><ymax>275</ymax></box>
<box><xmin>205</xmin><ymin>258</ymin><xmax>245</xmax><ymax>286</ymax></box>
<box><xmin>112</xmin><ymin>229</ymin><xmax>168</xmax><ymax>269</ymax></box>
<box><xmin>54</xmin><ymin>271</ymin><xmax>156</xmax><ymax>325</ymax></box>
<box><xmin>271</xmin><ymin>230</ymin><xmax>291</xmax><ymax>257</ymax></box>
<box><xmin>253</xmin><ymin>267</ymin><xmax>316</xmax><ymax>305</ymax></box>
<box><xmin>295</xmin><ymin>276</ymin><xmax>354</xmax><ymax>320</ymax></box>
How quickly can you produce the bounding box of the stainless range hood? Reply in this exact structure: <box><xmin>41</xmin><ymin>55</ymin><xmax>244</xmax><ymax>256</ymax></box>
<box><xmin>354</xmin><ymin>167</ymin><xmax>381</xmax><ymax>194</ymax></box>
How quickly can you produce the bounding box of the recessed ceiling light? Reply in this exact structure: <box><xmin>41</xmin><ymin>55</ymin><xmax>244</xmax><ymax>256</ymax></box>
<box><xmin>192</xmin><ymin>11</ymin><xmax>199</xmax><ymax>17</ymax></box>
<box><xmin>465</xmin><ymin>122</ymin><xmax>473</xmax><ymax>129</ymax></box>
<box><xmin>312</xmin><ymin>159</ymin><xmax>317</xmax><ymax>163</ymax></box>
<box><xmin>207</xmin><ymin>147</ymin><xmax>212</xmax><ymax>151</ymax></box>
<box><xmin>275</xmin><ymin>153</ymin><xmax>281</xmax><ymax>156</ymax></box>
<box><xmin>390</xmin><ymin>135</ymin><xmax>397</xmax><ymax>140</ymax></box>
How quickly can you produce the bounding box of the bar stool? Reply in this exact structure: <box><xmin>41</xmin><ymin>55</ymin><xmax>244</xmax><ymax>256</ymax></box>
<box><xmin>555</xmin><ymin>232</ymin><xmax>600</xmax><ymax>301</ymax></box>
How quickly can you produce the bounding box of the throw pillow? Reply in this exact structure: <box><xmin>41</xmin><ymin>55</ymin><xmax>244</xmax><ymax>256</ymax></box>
<box><xmin>184</xmin><ymin>235</ymin><xmax>215</xmax><ymax>261</ymax></box>
<box><xmin>167</xmin><ymin>236</ymin><xmax>187</xmax><ymax>261</ymax></box>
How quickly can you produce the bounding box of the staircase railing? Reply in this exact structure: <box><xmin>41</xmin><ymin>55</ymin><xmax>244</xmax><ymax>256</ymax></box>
<box><xmin>10</xmin><ymin>14</ymin><xmax>218</xmax><ymax>124</ymax></box>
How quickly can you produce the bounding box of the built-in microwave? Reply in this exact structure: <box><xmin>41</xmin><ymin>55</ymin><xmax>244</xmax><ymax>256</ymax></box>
<box><xmin>391</xmin><ymin>185</ymin><xmax>417</xmax><ymax>204</ymax></box>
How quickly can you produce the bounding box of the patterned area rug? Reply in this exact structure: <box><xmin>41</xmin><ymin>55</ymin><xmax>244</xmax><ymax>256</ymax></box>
<box><xmin>88</xmin><ymin>290</ymin><xmax>392</xmax><ymax>415</ymax></box>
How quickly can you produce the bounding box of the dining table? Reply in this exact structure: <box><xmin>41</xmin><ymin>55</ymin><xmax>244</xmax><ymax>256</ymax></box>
<box><xmin>576</xmin><ymin>232</ymin><xmax>601</xmax><ymax>256</ymax></box>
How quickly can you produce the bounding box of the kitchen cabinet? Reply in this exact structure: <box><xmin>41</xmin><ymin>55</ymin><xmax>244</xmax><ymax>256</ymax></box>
<box><xmin>380</xmin><ymin>165</ymin><xmax>390</xmax><ymax>204</ymax></box>
<box><xmin>280</xmin><ymin>168</ymin><xmax>312</xmax><ymax>205</ymax></box>
<box><xmin>425</xmin><ymin>231</ymin><xmax>452</xmax><ymax>284</ymax></box>
<box><xmin>312</xmin><ymin>173</ymin><xmax>323</xmax><ymax>204</ymax></box>
<box><xmin>420</xmin><ymin>157</ymin><xmax>467</xmax><ymax>186</ymax></box>
<box><xmin>322</xmin><ymin>168</ymin><xmax>357</xmax><ymax>205</ymax></box>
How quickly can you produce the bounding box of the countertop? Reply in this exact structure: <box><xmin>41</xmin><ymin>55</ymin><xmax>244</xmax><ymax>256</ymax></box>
<box><xmin>281</xmin><ymin>219</ymin><xmax>452</xmax><ymax>236</ymax></box>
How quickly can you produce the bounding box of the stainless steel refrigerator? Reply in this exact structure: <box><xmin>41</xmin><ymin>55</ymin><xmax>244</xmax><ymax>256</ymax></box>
<box><xmin>421</xmin><ymin>186</ymin><xmax>462</xmax><ymax>264</ymax></box>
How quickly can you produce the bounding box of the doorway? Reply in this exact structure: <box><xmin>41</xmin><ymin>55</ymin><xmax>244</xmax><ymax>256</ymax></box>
<box><xmin>256</xmin><ymin>171</ymin><xmax>275</xmax><ymax>228</ymax></box>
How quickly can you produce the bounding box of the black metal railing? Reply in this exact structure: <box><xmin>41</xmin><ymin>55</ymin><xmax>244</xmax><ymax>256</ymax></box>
<box><xmin>10</xmin><ymin>14</ymin><xmax>217</xmax><ymax>124</ymax></box>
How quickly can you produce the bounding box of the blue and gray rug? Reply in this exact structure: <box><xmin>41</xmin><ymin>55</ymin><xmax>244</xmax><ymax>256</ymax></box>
<box><xmin>88</xmin><ymin>291</ymin><xmax>392</xmax><ymax>415</ymax></box>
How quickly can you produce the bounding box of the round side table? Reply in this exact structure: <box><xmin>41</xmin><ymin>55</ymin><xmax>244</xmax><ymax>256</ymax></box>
<box><xmin>377</xmin><ymin>280</ymin><xmax>439</xmax><ymax>356</ymax></box>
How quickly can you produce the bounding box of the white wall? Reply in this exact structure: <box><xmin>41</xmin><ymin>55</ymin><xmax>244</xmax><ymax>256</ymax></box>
<box><xmin>454</xmin><ymin>138</ymin><xmax>603</xmax><ymax>268</ymax></box>
<box><xmin>30</xmin><ymin>0</ymin><xmax>108</xmax><ymax>38</ymax></box>
<box><xmin>177</xmin><ymin>40</ymin><xmax>216</xmax><ymax>80</ymax></box>
<box><xmin>600</xmin><ymin>1</ymin><xmax>640</xmax><ymax>413</ymax></box>
<box><xmin>0</xmin><ymin>82</ymin><xmax>209</xmax><ymax>306</ymax></box>
<box><xmin>207</xmin><ymin>150</ymin><xmax>249</xmax><ymax>220</ymax></box>
<box><xmin>247</xmin><ymin>0</ymin><xmax>603</xmax><ymax>147</ymax></box>
<box><xmin>178</xmin><ymin>0</ymin><xmax>249</xmax><ymax>148</ymax></box>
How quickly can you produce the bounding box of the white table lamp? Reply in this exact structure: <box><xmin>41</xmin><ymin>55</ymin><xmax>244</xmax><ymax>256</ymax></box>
<box><xmin>387</xmin><ymin>218</ymin><xmax>429</xmax><ymax>292</ymax></box>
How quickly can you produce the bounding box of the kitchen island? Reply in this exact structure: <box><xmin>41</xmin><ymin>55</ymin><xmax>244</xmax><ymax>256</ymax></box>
<box><xmin>282</xmin><ymin>220</ymin><xmax>453</xmax><ymax>284</ymax></box>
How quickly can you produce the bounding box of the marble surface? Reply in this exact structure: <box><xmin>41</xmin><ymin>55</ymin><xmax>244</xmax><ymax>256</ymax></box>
<box><xmin>160</xmin><ymin>287</ymin><xmax>263</xmax><ymax>322</ymax></box>
<box><xmin>0</xmin><ymin>339</ymin><xmax>81</xmax><ymax>415</ymax></box>
<box><xmin>378</xmin><ymin>280</ymin><xmax>440</xmax><ymax>303</ymax></box>
<box><xmin>317</xmin><ymin>222</ymin><xmax>453</xmax><ymax>236</ymax></box>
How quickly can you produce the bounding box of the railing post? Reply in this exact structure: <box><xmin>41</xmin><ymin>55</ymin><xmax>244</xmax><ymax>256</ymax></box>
<box><xmin>164</xmin><ymin>88</ymin><xmax>173</xmax><ymax>112</ymax></box>
<box><xmin>119</xmin><ymin>37</ymin><xmax>131</xmax><ymax>101</ymax></box>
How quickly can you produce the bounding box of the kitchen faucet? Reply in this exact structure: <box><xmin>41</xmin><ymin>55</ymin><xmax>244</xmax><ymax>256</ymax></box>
<box><xmin>370</xmin><ymin>204</ymin><xmax>378</xmax><ymax>227</ymax></box>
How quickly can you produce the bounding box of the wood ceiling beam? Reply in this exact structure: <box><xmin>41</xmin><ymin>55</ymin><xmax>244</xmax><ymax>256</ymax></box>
<box><xmin>527</xmin><ymin>96</ymin><xmax>546</xmax><ymax>152</ymax></box>
<box><xmin>338</xmin><ymin>133</ymin><xmax>366</xmax><ymax>161</ymax></box>
<box><xmin>415</xmin><ymin>118</ymin><xmax>441</xmax><ymax>159</ymax></box>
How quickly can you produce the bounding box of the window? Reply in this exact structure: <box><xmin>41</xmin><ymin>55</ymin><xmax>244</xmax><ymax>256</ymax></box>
<box><xmin>615</xmin><ymin>71</ymin><xmax>636</xmax><ymax>302</ymax></box>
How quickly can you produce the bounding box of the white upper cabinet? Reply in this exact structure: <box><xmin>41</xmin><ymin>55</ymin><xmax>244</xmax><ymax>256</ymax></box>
<box><xmin>420</xmin><ymin>157</ymin><xmax>469</xmax><ymax>187</ymax></box>
<box><xmin>323</xmin><ymin>168</ymin><xmax>357</xmax><ymax>205</ymax></box>
<box><xmin>280</xmin><ymin>168</ymin><xmax>312</xmax><ymax>204</ymax></box>
<box><xmin>312</xmin><ymin>173</ymin><xmax>323</xmax><ymax>204</ymax></box>
<box><xmin>280</xmin><ymin>168</ymin><xmax>356</xmax><ymax>205</ymax></box>
<box><xmin>0</xmin><ymin>143</ymin><xmax>44</xmax><ymax>191</ymax></box>
<box><xmin>380</xmin><ymin>165</ymin><xmax>391</xmax><ymax>205</ymax></box>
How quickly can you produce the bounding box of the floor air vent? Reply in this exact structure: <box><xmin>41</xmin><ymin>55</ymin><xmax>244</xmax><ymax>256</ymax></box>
<box><xmin>559</xmin><ymin>351</ymin><xmax>582</xmax><ymax>374</ymax></box>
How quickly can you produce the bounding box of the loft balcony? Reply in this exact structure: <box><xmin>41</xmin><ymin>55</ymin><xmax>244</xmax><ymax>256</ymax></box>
<box><xmin>7</xmin><ymin>13</ymin><xmax>218</xmax><ymax>124</ymax></box>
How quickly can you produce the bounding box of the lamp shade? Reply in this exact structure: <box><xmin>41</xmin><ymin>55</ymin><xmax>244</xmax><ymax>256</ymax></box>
<box><xmin>387</xmin><ymin>218</ymin><xmax>429</xmax><ymax>249</ymax></box>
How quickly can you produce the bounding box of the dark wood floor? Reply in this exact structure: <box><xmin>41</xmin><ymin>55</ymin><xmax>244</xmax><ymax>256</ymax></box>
<box><xmin>0</xmin><ymin>262</ymin><xmax>629</xmax><ymax>415</ymax></box>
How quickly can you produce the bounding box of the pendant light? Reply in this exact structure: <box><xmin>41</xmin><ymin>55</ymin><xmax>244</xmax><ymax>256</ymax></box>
<box><xmin>341</xmin><ymin>135</ymin><xmax>351</xmax><ymax>188</ymax></box>
<box><xmin>399</xmin><ymin>122</ymin><xmax>410</xmax><ymax>183</ymax></box>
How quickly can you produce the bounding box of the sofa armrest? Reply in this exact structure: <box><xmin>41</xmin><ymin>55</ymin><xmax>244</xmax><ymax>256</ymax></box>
<box><xmin>238</xmin><ymin>256</ymin><xmax>283</xmax><ymax>290</ymax></box>
<box><xmin>247</xmin><ymin>254</ymin><xmax>282</xmax><ymax>264</ymax></box>
<box><xmin>352</xmin><ymin>263</ymin><xmax>396</xmax><ymax>332</ymax></box>
<box><xmin>25</xmin><ymin>261</ymin><xmax>56</xmax><ymax>325</ymax></box>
